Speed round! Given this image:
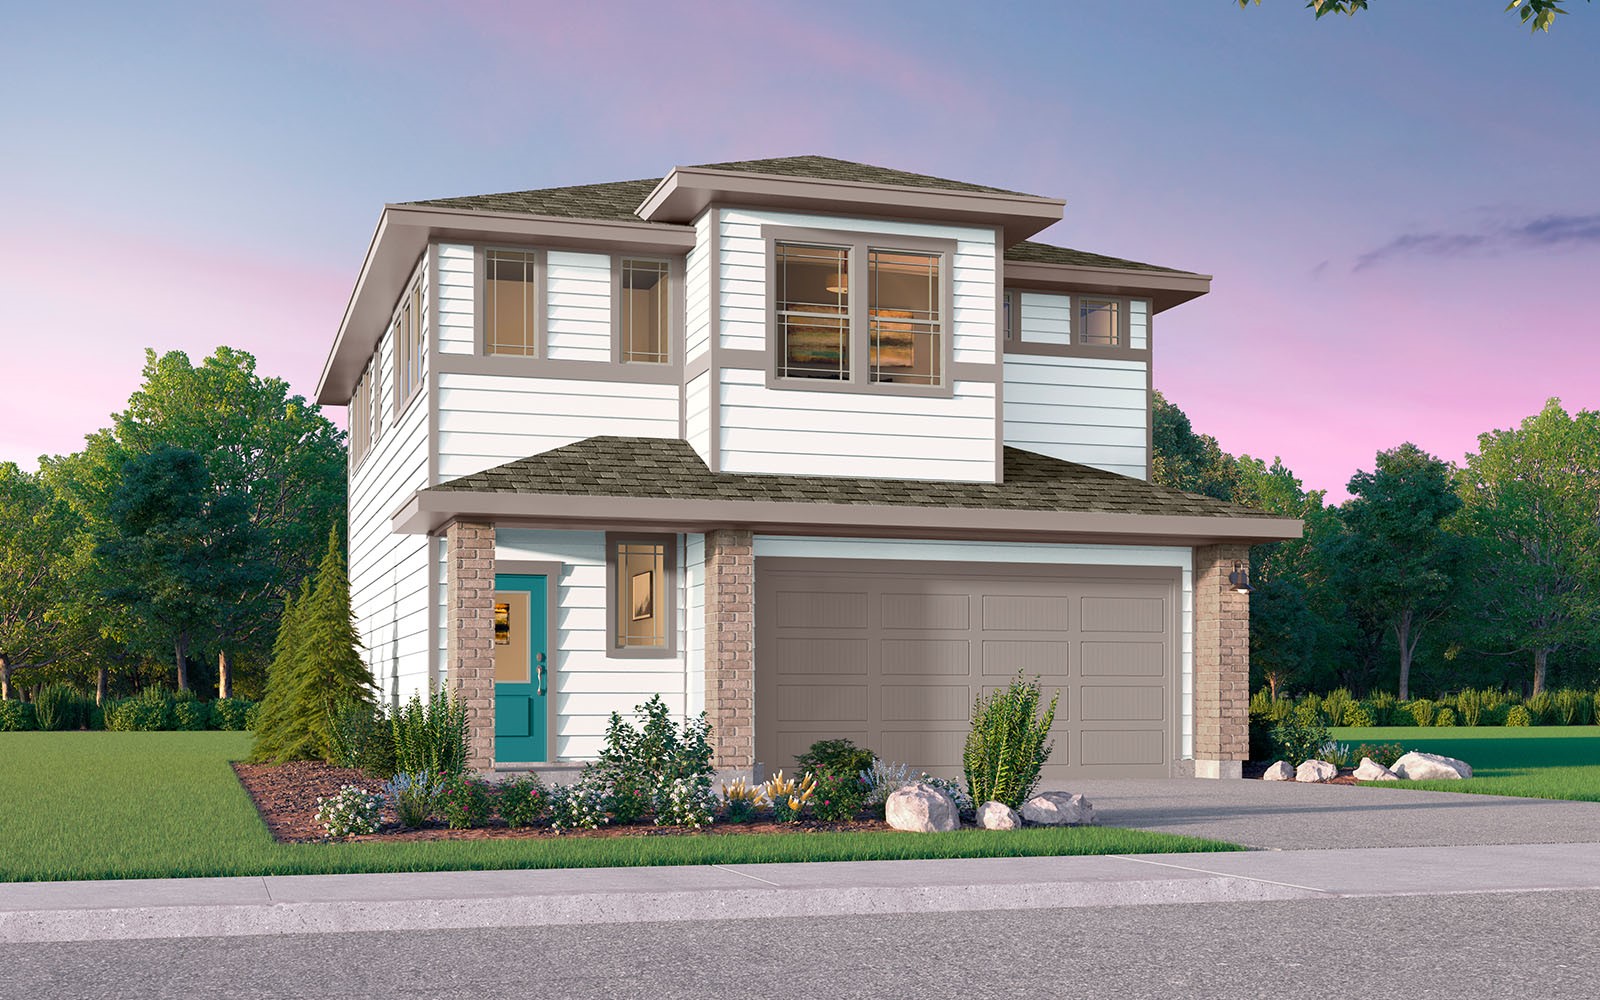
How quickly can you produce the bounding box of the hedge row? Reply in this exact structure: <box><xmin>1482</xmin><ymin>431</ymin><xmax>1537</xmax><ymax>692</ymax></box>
<box><xmin>0</xmin><ymin>687</ymin><xmax>257</xmax><ymax>733</ymax></box>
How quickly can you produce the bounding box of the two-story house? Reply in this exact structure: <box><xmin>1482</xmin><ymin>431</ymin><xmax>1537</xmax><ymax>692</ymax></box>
<box><xmin>315</xmin><ymin>156</ymin><xmax>1300</xmax><ymax>783</ymax></box>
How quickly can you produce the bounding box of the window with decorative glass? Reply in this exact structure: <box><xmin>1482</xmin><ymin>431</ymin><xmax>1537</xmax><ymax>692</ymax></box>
<box><xmin>1078</xmin><ymin>297</ymin><xmax>1123</xmax><ymax>347</ymax></box>
<box><xmin>392</xmin><ymin>278</ymin><xmax>425</xmax><ymax>413</ymax></box>
<box><xmin>610</xmin><ymin>537</ymin><xmax>673</xmax><ymax>655</ymax></box>
<box><xmin>868</xmin><ymin>249</ymin><xmax>941</xmax><ymax>385</ymax></box>
<box><xmin>620</xmin><ymin>258</ymin><xmax>670</xmax><ymax>363</ymax></box>
<box><xmin>485</xmin><ymin>249</ymin><xmax>538</xmax><ymax>356</ymax></box>
<box><xmin>775</xmin><ymin>242</ymin><xmax>850</xmax><ymax>380</ymax></box>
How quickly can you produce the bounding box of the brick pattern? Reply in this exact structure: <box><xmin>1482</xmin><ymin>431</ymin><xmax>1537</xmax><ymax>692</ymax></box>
<box><xmin>1193</xmin><ymin>544</ymin><xmax>1251</xmax><ymax>768</ymax></box>
<box><xmin>446</xmin><ymin>520</ymin><xmax>496</xmax><ymax>772</ymax></box>
<box><xmin>703</xmin><ymin>529</ymin><xmax>754</xmax><ymax>769</ymax></box>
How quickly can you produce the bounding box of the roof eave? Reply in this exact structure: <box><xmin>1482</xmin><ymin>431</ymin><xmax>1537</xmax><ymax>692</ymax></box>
<box><xmin>392</xmin><ymin>489</ymin><xmax>1303</xmax><ymax>546</ymax></box>
<box><xmin>1004</xmin><ymin>260</ymin><xmax>1214</xmax><ymax>314</ymax></box>
<box><xmin>638</xmin><ymin>166</ymin><xmax>1066</xmax><ymax>244</ymax></box>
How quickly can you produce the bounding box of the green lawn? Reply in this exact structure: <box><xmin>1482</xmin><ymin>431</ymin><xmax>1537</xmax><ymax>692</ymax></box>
<box><xmin>0</xmin><ymin>732</ymin><xmax>1239</xmax><ymax>882</ymax></box>
<box><xmin>1330</xmin><ymin>725</ymin><xmax>1600</xmax><ymax>802</ymax></box>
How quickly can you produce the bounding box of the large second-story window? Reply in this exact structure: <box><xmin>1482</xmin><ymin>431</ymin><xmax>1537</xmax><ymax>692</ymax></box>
<box><xmin>620</xmin><ymin>258</ymin><xmax>669</xmax><ymax>363</ymax></box>
<box><xmin>868</xmin><ymin>250</ymin><xmax>941</xmax><ymax>386</ymax></box>
<box><xmin>485</xmin><ymin>249</ymin><xmax>538</xmax><ymax>356</ymax></box>
<box><xmin>776</xmin><ymin>242</ymin><xmax>850</xmax><ymax>380</ymax></box>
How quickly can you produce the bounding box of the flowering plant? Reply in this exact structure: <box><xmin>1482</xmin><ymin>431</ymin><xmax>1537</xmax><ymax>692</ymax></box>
<box><xmin>314</xmin><ymin>784</ymin><xmax>383</xmax><ymax>838</ymax></box>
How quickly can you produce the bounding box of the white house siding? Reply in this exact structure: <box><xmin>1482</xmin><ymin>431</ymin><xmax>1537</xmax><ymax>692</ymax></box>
<box><xmin>349</xmin><ymin>259</ymin><xmax>432</xmax><ymax>710</ymax></box>
<box><xmin>752</xmin><ymin>536</ymin><xmax>1195</xmax><ymax>759</ymax></box>
<box><xmin>436</xmin><ymin>243</ymin><xmax>475</xmax><ymax>355</ymax></box>
<box><xmin>1019</xmin><ymin>291</ymin><xmax>1071</xmax><ymax>346</ymax></box>
<box><xmin>434</xmin><ymin>372</ymin><xmax>680</xmax><ymax>480</ymax></box>
<box><xmin>684</xmin><ymin>212</ymin><xmax>713</xmax><ymax>364</ymax></box>
<box><xmin>494</xmin><ymin>529</ymin><xmax>690</xmax><ymax>760</ymax></box>
<box><xmin>684</xmin><ymin>370</ymin><xmax>712</xmax><ymax>468</ymax></box>
<box><xmin>685</xmin><ymin>533</ymin><xmax>706</xmax><ymax>719</ymax></box>
<box><xmin>1130</xmin><ymin>299</ymin><xmax>1150</xmax><ymax>350</ymax></box>
<box><xmin>1004</xmin><ymin>355</ymin><xmax>1149</xmax><ymax>480</ymax></box>
<box><xmin>545</xmin><ymin>251</ymin><xmax>612</xmax><ymax>362</ymax></box>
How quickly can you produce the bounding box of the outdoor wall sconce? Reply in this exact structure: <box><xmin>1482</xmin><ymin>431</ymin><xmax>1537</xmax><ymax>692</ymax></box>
<box><xmin>1228</xmin><ymin>561</ymin><xmax>1254</xmax><ymax>594</ymax></box>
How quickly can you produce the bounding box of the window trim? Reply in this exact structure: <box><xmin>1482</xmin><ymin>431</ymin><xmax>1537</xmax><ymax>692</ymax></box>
<box><xmin>611</xmin><ymin>254</ymin><xmax>682</xmax><ymax>366</ymax></box>
<box><xmin>478</xmin><ymin>246</ymin><xmax>546</xmax><ymax>359</ymax></box>
<box><xmin>348</xmin><ymin>358</ymin><xmax>374</xmax><ymax>472</ymax></box>
<box><xmin>1002</xmin><ymin>289</ymin><xmax>1153</xmax><ymax>361</ymax></box>
<box><xmin>391</xmin><ymin>268</ymin><xmax>426</xmax><ymax>420</ymax></box>
<box><xmin>761</xmin><ymin>224</ymin><xmax>956</xmax><ymax>398</ymax></box>
<box><xmin>604</xmin><ymin>532</ymin><xmax>678</xmax><ymax>660</ymax></box>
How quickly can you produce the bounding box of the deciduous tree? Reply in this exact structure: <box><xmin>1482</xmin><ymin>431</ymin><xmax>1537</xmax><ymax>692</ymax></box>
<box><xmin>0</xmin><ymin>465</ymin><xmax>78</xmax><ymax>699</ymax></box>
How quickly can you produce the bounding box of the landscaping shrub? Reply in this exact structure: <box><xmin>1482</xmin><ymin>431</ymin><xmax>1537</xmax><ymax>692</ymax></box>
<box><xmin>654</xmin><ymin>775</ymin><xmax>716</xmax><ymax>829</ymax></box>
<box><xmin>1552</xmin><ymin>689</ymin><xmax>1591</xmax><ymax>726</ymax></box>
<box><xmin>33</xmin><ymin>684</ymin><xmax>90</xmax><ymax>732</ymax></box>
<box><xmin>88</xmin><ymin>706</ymin><xmax>105</xmax><ymax>731</ymax></box>
<box><xmin>1525</xmin><ymin>691</ymin><xmax>1554</xmax><ymax>726</ymax></box>
<box><xmin>920</xmin><ymin>773</ymin><xmax>973</xmax><ymax>813</ymax></box>
<box><xmin>719</xmin><ymin>778</ymin><xmax>761</xmax><ymax>824</ymax></box>
<box><xmin>0</xmin><ymin>700</ymin><xmax>36</xmax><ymax>732</ymax></box>
<box><xmin>325</xmin><ymin>700</ymin><xmax>396</xmax><ymax>777</ymax></box>
<box><xmin>795</xmin><ymin>738</ymin><xmax>876</xmax><ymax>780</ymax></box>
<box><xmin>962</xmin><ymin>672</ymin><xmax>1058</xmax><ymax>809</ymax></box>
<box><xmin>811</xmin><ymin>770</ymin><xmax>868</xmax><ymax>822</ymax></box>
<box><xmin>1342</xmin><ymin>703</ymin><xmax>1376</xmax><ymax>728</ymax></box>
<box><xmin>438</xmin><ymin>773</ymin><xmax>494</xmax><ymax>829</ymax></box>
<box><xmin>1320</xmin><ymin>689</ymin><xmax>1355</xmax><ymax>730</ymax></box>
<box><xmin>172</xmin><ymin>701</ymin><xmax>208</xmax><ymax>731</ymax></box>
<box><xmin>1353</xmin><ymin>742</ymin><xmax>1406</xmax><ymax>768</ymax></box>
<box><xmin>1405</xmin><ymin>699</ymin><xmax>1438</xmax><ymax>727</ymax></box>
<box><xmin>1317</xmin><ymin>740</ymin><xmax>1354</xmax><ymax>768</ymax></box>
<box><xmin>106</xmin><ymin>689</ymin><xmax>174</xmax><ymax>731</ymax></box>
<box><xmin>314</xmin><ymin>785</ymin><xmax>384</xmax><ymax>838</ymax></box>
<box><xmin>382</xmin><ymin>771</ymin><xmax>441</xmax><ymax>829</ymax></box>
<box><xmin>494</xmin><ymin>774</ymin><xmax>547</xmax><ymax>828</ymax></box>
<box><xmin>547</xmin><ymin>777</ymin><xmax>612</xmax><ymax>833</ymax></box>
<box><xmin>1270</xmin><ymin>702</ymin><xmax>1330</xmax><ymax>765</ymax></box>
<box><xmin>208</xmin><ymin>698</ymin><xmax>257</xmax><ymax>732</ymax></box>
<box><xmin>391</xmin><ymin>689</ymin><xmax>469</xmax><ymax>778</ymax></box>
<box><xmin>1434</xmin><ymin>706</ymin><xmax>1458</xmax><ymax>728</ymax></box>
<box><xmin>1505</xmin><ymin>704</ymin><xmax>1533</xmax><ymax>727</ymax></box>
<box><xmin>1456</xmin><ymin>688</ymin><xmax>1484</xmax><ymax>727</ymax></box>
<box><xmin>761</xmin><ymin>771</ymin><xmax>818</xmax><ymax>822</ymax></box>
<box><xmin>588</xmin><ymin>695</ymin><xmax>714</xmax><ymax>824</ymax></box>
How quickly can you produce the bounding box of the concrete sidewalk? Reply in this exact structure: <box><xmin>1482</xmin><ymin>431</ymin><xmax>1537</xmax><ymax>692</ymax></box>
<box><xmin>3</xmin><ymin>842</ymin><xmax>1598</xmax><ymax>944</ymax></box>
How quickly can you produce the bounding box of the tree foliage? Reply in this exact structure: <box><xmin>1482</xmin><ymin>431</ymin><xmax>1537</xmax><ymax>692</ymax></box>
<box><xmin>1239</xmin><ymin>0</ymin><xmax>1589</xmax><ymax>34</ymax></box>
<box><xmin>0</xmin><ymin>464</ymin><xmax>78</xmax><ymax>698</ymax></box>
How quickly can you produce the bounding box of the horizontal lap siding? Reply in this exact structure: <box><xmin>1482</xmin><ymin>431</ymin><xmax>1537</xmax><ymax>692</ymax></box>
<box><xmin>1004</xmin><ymin>355</ymin><xmax>1149</xmax><ymax>480</ymax></box>
<box><xmin>686</xmin><ymin>533</ymin><xmax>706</xmax><ymax>719</ymax></box>
<box><xmin>435</xmin><ymin>372</ymin><xmax>680</xmax><ymax>480</ymax></box>
<box><xmin>545</xmin><ymin>251</ymin><xmax>611</xmax><ymax>363</ymax></box>
<box><xmin>685</xmin><ymin>370</ymin><xmax>712</xmax><ymax>467</ymax></box>
<box><xmin>437</xmin><ymin>244</ymin><xmax>474</xmax><ymax>355</ymax></box>
<box><xmin>715</xmin><ymin>209</ymin><xmax>998</xmax><ymax>483</ymax></box>
<box><xmin>350</xmin><ymin>259</ymin><xmax>432</xmax><ymax>710</ymax></box>
<box><xmin>684</xmin><ymin>212</ymin><xmax>712</xmax><ymax>364</ymax></box>
<box><xmin>752</xmin><ymin>536</ymin><xmax>1195</xmax><ymax>758</ymax></box>
<box><xmin>496</xmin><ymin>529</ymin><xmax>689</xmax><ymax>760</ymax></box>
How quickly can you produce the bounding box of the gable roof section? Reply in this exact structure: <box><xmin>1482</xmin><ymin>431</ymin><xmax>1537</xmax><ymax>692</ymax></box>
<box><xmin>1004</xmin><ymin>239</ymin><xmax>1199</xmax><ymax>276</ymax></box>
<box><xmin>395</xmin><ymin>437</ymin><xmax>1301</xmax><ymax>545</ymax></box>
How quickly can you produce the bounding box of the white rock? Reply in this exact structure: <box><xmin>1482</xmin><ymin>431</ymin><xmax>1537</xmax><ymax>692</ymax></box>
<box><xmin>1295</xmin><ymin>759</ymin><xmax>1338</xmax><ymax>783</ymax></box>
<box><xmin>885</xmin><ymin>782</ymin><xmax>959</xmax><ymax>832</ymax></box>
<box><xmin>976</xmin><ymin>801</ymin><xmax>1021</xmax><ymax>830</ymax></box>
<box><xmin>1020</xmin><ymin>791</ymin><xmax>1096</xmax><ymax>826</ymax></box>
<box><xmin>1392</xmin><ymin>751</ymin><xmax>1472</xmax><ymax>780</ymax></box>
<box><xmin>1353</xmin><ymin>757</ymin><xmax>1400</xmax><ymax>781</ymax></box>
<box><xmin>1262</xmin><ymin>761</ymin><xmax>1295</xmax><ymax>781</ymax></box>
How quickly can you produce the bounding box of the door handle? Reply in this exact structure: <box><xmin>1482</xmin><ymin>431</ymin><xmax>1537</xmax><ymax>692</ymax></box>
<box><xmin>536</xmin><ymin>656</ymin><xmax>548</xmax><ymax>697</ymax></box>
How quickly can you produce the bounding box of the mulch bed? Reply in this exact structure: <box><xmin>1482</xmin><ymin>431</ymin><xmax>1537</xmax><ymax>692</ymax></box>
<box><xmin>232</xmin><ymin>761</ymin><xmax>892</xmax><ymax>844</ymax></box>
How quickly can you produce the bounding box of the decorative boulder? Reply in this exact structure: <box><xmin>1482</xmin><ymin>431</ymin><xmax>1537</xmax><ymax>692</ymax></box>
<box><xmin>1392</xmin><ymin>751</ymin><xmax>1472</xmax><ymax>780</ymax></box>
<box><xmin>1353</xmin><ymin>757</ymin><xmax>1400</xmax><ymax>781</ymax></box>
<box><xmin>885</xmin><ymin>782</ymin><xmax>960</xmax><ymax>832</ymax></box>
<box><xmin>976</xmin><ymin>801</ymin><xmax>1020</xmax><ymax>830</ymax></box>
<box><xmin>1295</xmin><ymin>759</ymin><xmax>1338</xmax><ymax>783</ymax></box>
<box><xmin>1262</xmin><ymin>761</ymin><xmax>1295</xmax><ymax>781</ymax></box>
<box><xmin>1020</xmin><ymin>791</ymin><xmax>1096</xmax><ymax>826</ymax></box>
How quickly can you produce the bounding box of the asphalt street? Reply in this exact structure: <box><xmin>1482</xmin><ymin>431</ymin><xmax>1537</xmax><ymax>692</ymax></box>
<box><xmin>6</xmin><ymin>888</ymin><xmax>1596</xmax><ymax>1000</ymax></box>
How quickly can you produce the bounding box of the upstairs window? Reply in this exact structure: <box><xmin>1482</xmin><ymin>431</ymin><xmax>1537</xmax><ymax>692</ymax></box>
<box><xmin>776</xmin><ymin>242</ymin><xmax>850</xmax><ymax>380</ymax></box>
<box><xmin>1078</xmin><ymin>297</ymin><xmax>1122</xmax><ymax>347</ymax></box>
<box><xmin>393</xmin><ymin>276</ymin><xmax>424</xmax><ymax>415</ymax></box>
<box><xmin>485</xmin><ymin>249</ymin><xmax>538</xmax><ymax>356</ymax></box>
<box><xmin>868</xmin><ymin>250</ymin><xmax>941</xmax><ymax>386</ymax></box>
<box><xmin>619</xmin><ymin>258</ymin><xmax>670</xmax><ymax>363</ymax></box>
<box><xmin>349</xmin><ymin>362</ymin><xmax>373</xmax><ymax>468</ymax></box>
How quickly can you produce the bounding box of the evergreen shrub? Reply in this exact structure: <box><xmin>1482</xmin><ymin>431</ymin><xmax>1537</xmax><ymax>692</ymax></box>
<box><xmin>962</xmin><ymin>672</ymin><xmax>1058</xmax><ymax>808</ymax></box>
<box><xmin>0</xmin><ymin>700</ymin><xmax>36</xmax><ymax>731</ymax></box>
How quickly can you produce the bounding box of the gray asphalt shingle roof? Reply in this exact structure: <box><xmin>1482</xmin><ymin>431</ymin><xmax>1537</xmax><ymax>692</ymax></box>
<box><xmin>429</xmin><ymin>436</ymin><xmax>1276</xmax><ymax>521</ymax></box>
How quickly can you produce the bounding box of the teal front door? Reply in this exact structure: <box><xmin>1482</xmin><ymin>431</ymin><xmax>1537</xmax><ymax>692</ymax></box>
<box><xmin>493</xmin><ymin>574</ymin><xmax>549</xmax><ymax>763</ymax></box>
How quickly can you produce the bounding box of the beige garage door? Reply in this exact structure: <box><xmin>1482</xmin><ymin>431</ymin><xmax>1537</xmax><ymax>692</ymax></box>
<box><xmin>755</xmin><ymin>559</ymin><xmax>1180</xmax><ymax>782</ymax></box>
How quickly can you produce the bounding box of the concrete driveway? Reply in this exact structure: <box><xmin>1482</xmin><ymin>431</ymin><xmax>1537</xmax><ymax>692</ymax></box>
<box><xmin>1067</xmin><ymin>777</ymin><xmax>1600</xmax><ymax>850</ymax></box>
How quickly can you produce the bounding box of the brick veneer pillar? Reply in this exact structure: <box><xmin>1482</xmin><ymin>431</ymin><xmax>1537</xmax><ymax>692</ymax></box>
<box><xmin>1193</xmin><ymin>544</ymin><xmax>1251</xmax><ymax>779</ymax></box>
<box><xmin>704</xmin><ymin>529</ymin><xmax>755</xmax><ymax>770</ymax></box>
<box><xmin>446</xmin><ymin>519</ymin><xmax>496</xmax><ymax>772</ymax></box>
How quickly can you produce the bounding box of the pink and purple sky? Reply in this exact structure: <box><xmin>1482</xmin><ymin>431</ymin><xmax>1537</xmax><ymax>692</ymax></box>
<box><xmin>3</xmin><ymin>1</ymin><xmax>1596</xmax><ymax>500</ymax></box>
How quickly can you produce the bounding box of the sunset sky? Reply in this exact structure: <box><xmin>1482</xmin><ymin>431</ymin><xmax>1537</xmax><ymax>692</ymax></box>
<box><xmin>3</xmin><ymin>1</ymin><xmax>1596</xmax><ymax>501</ymax></box>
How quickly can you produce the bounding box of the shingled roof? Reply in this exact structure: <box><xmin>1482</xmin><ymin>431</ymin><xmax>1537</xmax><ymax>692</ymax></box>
<box><xmin>1004</xmin><ymin>240</ymin><xmax>1199</xmax><ymax>276</ymax></box>
<box><xmin>429</xmin><ymin>436</ymin><xmax>1276</xmax><ymax>521</ymax></box>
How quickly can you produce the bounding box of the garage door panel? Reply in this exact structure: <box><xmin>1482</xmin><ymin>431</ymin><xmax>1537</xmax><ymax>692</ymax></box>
<box><xmin>982</xmin><ymin>684</ymin><xmax>1069</xmax><ymax>731</ymax></box>
<box><xmin>1080</xmin><ymin>685</ymin><xmax>1165</xmax><ymax>722</ymax></box>
<box><xmin>1081</xmin><ymin>641</ymin><xmax>1164</xmax><ymax>677</ymax></box>
<box><xmin>882</xmin><ymin>592</ymin><xmax>970</xmax><ymax>630</ymax></box>
<box><xmin>882</xmin><ymin>639</ymin><xmax>969</xmax><ymax>675</ymax></box>
<box><xmin>879</xmin><ymin>729</ymin><xmax>967</xmax><ymax>773</ymax></box>
<box><xmin>776</xmin><ymin>590</ymin><xmax>868</xmax><ymax>629</ymax></box>
<box><xmin>775</xmin><ymin>637</ymin><xmax>869</xmax><ymax>676</ymax></box>
<box><xmin>881</xmin><ymin>684</ymin><xmax>971</xmax><ymax>723</ymax></box>
<box><xmin>777</xmin><ymin>684</ymin><xmax>868</xmax><ymax>723</ymax></box>
<box><xmin>981</xmin><ymin>639</ymin><xmax>1070</xmax><ymax>677</ymax></box>
<box><xmin>1081</xmin><ymin>596</ymin><xmax>1165</xmax><ymax>633</ymax></box>
<box><xmin>982</xmin><ymin>595</ymin><xmax>1071</xmax><ymax>631</ymax></box>
<box><xmin>1080</xmin><ymin>729</ymin><xmax>1166</xmax><ymax>766</ymax></box>
<box><xmin>772</xmin><ymin>730</ymin><xmax>870</xmax><ymax>771</ymax></box>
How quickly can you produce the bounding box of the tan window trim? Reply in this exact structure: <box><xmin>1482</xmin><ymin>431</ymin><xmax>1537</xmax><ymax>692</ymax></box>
<box><xmin>611</xmin><ymin>254</ymin><xmax>683</xmax><ymax>366</ymax></box>
<box><xmin>761</xmin><ymin>224</ymin><xmax>957</xmax><ymax>399</ymax></box>
<box><xmin>476</xmin><ymin>246</ymin><xmax>546</xmax><ymax>359</ymax></box>
<box><xmin>1002</xmin><ymin>290</ymin><xmax>1152</xmax><ymax>362</ymax></box>
<box><xmin>604</xmin><ymin>531</ymin><xmax>677</xmax><ymax>659</ymax></box>
<box><xmin>391</xmin><ymin>265</ymin><xmax>427</xmax><ymax>421</ymax></box>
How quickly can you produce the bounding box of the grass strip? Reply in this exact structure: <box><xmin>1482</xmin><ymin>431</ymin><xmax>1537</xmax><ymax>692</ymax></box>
<box><xmin>0</xmin><ymin>732</ymin><xmax>1240</xmax><ymax>882</ymax></box>
<box><xmin>1330</xmin><ymin>725</ymin><xmax>1600</xmax><ymax>802</ymax></box>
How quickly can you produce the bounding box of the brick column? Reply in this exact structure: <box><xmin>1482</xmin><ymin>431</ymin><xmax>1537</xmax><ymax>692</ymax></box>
<box><xmin>704</xmin><ymin>529</ymin><xmax>754</xmax><ymax>770</ymax></box>
<box><xmin>1193</xmin><ymin>544</ymin><xmax>1251</xmax><ymax>779</ymax></box>
<box><xmin>446</xmin><ymin>520</ymin><xmax>496</xmax><ymax>772</ymax></box>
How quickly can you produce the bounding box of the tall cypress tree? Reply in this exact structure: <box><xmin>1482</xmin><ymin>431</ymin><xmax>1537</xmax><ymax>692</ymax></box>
<box><xmin>249</xmin><ymin>578</ymin><xmax>312</xmax><ymax>762</ymax></box>
<box><xmin>250</xmin><ymin>530</ymin><xmax>373</xmax><ymax>762</ymax></box>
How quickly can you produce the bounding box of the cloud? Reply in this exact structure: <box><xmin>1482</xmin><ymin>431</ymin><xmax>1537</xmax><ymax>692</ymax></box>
<box><xmin>1354</xmin><ymin>212</ymin><xmax>1600</xmax><ymax>271</ymax></box>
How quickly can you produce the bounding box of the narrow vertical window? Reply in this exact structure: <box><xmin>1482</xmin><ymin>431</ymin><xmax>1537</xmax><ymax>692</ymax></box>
<box><xmin>775</xmin><ymin>242</ymin><xmax>849</xmax><ymax>380</ymax></box>
<box><xmin>485</xmin><ymin>250</ymin><xmax>538</xmax><ymax>356</ymax></box>
<box><xmin>868</xmin><ymin>249</ymin><xmax>941</xmax><ymax>385</ymax></box>
<box><xmin>608</xmin><ymin>535</ymin><xmax>675</xmax><ymax>656</ymax></box>
<box><xmin>620</xmin><ymin>259</ymin><xmax>670</xmax><ymax>363</ymax></box>
<box><xmin>1078</xmin><ymin>298</ymin><xmax>1123</xmax><ymax>346</ymax></box>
